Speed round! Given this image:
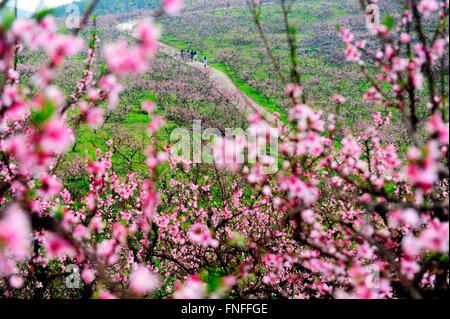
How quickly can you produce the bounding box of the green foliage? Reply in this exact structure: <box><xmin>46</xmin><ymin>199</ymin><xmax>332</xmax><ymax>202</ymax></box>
<box><xmin>384</xmin><ymin>183</ymin><xmax>396</xmax><ymax>197</ymax></box>
<box><xmin>381</xmin><ymin>15</ymin><xmax>395</xmax><ymax>30</ymax></box>
<box><xmin>33</xmin><ymin>8</ymin><xmax>55</xmax><ymax>21</ymax></box>
<box><xmin>200</xmin><ymin>269</ymin><xmax>227</xmax><ymax>293</ymax></box>
<box><xmin>1</xmin><ymin>9</ymin><xmax>15</xmax><ymax>30</ymax></box>
<box><xmin>31</xmin><ymin>101</ymin><xmax>56</xmax><ymax>126</ymax></box>
<box><xmin>52</xmin><ymin>205</ymin><xmax>65</xmax><ymax>221</ymax></box>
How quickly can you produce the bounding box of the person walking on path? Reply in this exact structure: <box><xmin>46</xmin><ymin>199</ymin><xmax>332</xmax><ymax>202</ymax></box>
<box><xmin>203</xmin><ymin>56</ymin><xmax>208</xmax><ymax>68</ymax></box>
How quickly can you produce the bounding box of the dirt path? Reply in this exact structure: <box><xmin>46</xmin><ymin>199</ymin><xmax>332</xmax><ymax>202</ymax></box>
<box><xmin>116</xmin><ymin>20</ymin><xmax>275</xmax><ymax>124</ymax></box>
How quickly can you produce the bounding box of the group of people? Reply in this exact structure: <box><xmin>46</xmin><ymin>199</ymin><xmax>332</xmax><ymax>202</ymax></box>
<box><xmin>180</xmin><ymin>49</ymin><xmax>208</xmax><ymax>67</ymax></box>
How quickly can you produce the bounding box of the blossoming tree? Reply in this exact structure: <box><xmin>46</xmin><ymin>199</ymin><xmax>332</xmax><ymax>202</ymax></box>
<box><xmin>0</xmin><ymin>0</ymin><xmax>448</xmax><ymax>299</ymax></box>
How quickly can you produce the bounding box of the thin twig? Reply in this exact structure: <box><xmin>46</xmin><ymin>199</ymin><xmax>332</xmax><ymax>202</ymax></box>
<box><xmin>280</xmin><ymin>0</ymin><xmax>303</xmax><ymax>93</ymax></box>
<box><xmin>72</xmin><ymin>0</ymin><xmax>100</xmax><ymax>36</ymax></box>
<box><xmin>246</xmin><ymin>0</ymin><xmax>287</xmax><ymax>84</ymax></box>
<box><xmin>411</xmin><ymin>0</ymin><xmax>440</xmax><ymax>114</ymax></box>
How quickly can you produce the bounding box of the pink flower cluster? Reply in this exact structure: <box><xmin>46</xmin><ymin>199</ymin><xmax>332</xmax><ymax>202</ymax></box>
<box><xmin>105</xmin><ymin>21</ymin><xmax>160</xmax><ymax>76</ymax></box>
<box><xmin>188</xmin><ymin>223</ymin><xmax>219</xmax><ymax>248</ymax></box>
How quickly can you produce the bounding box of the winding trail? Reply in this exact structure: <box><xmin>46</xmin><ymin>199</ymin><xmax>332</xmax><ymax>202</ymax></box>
<box><xmin>117</xmin><ymin>20</ymin><xmax>275</xmax><ymax>124</ymax></box>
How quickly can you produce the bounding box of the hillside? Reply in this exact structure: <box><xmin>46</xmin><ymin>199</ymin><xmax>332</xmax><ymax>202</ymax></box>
<box><xmin>52</xmin><ymin>0</ymin><xmax>278</xmax><ymax>17</ymax></box>
<box><xmin>51</xmin><ymin>0</ymin><xmax>447</xmax><ymax>154</ymax></box>
<box><xmin>52</xmin><ymin>0</ymin><xmax>160</xmax><ymax>16</ymax></box>
<box><xmin>158</xmin><ymin>0</ymin><xmax>413</xmax><ymax>141</ymax></box>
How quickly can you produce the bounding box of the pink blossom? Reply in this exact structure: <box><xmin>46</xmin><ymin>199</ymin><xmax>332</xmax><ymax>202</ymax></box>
<box><xmin>0</xmin><ymin>205</ymin><xmax>31</xmax><ymax>275</ymax></box>
<box><xmin>332</xmin><ymin>94</ymin><xmax>346</xmax><ymax>104</ymax></box>
<box><xmin>38</xmin><ymin>174</ymin><xmax>62</xmax><ymax>198</ymax></box>
<box><xmin>264</xmin><ymin>253</ymin><xmax>282</xmax><ymax>268</ymax></box>
<box><xmin>400</xmin><ymin>33</ymin><xmax>411</xmax><ymax>44</ymax></box>
<box><xmin>406</xmin><ymin>141</ymin><xmax>440</xmax><ymax>192</ymax></box>
<box><xmin>135</xmin><ymin>21</ymin><xmax>160</xmax><ymax>54</ymax></box>
<box><xmin>39</xmin><ymin>118</ymin><xmax>74</xmax><ymax>155</ymax></box>
<box><xmin>104</xmin><ymin>42</ymin><xmax>148</xmax><ymax>76</ymax></box>
<box><xmin>431</xmin><ymin>38</ymin><xmax>448</xmax><ymax>61</ymax></box>
<box><xmin>284</xmin><ymin>83</ymin><xmax>303</xmax><ymax>98</ymax></box>
<box><xmin>9</xmin><ymin>275</ymin><xmax>24</xmax><ymax>289</ymax></box>
<box><xmin>419</xmin><ymin>219</ymin><xmax>449</xmax><ymax>254</ymax></box>
<box><xmin>141</xmin><ymin>181</ymin><xmax>159</xmax><ymax>222</ymax></box>
<box><xmin>289</xmin><ymin>104</ymin><xmax>324</xmax><ymax>131</ymax></box>
<box><xmin>100</xmin><ymin>74</ymin><xmax>123</xmax><ymax>109</ymax></box>
<box><xmin>427</xmin><ymin>113</ymin><xmax>449</xmax><ymax>145</ymax></box>
<box><xmin>279</xmin><ymin>176</ymin><xmax>318</xmax><ymax>206</ymax></box>
<box><xmin>43</xmin><ymin>233</ymin><xmax>76</xmax><ymax>259</ymax></box>
<box><xmin>98</xmin><ymin>290</ymin><xmax>117</xmax><ymax>299</ymax></box>
<box><xmin>417</xmin><ymin>0</ymin><xmax>439</xmax><ymax>15</ymax></box>
<box><xmin>86</xmin><ymin>107</ymin><xmax>104</xmax><ymax>130</ymax></box>
<box><xmin>401</xmin><ymin>259</ymin><xmax>420</xmax><ymax>280</ymax></box>
<box><xmin>339</xmin><ymin>27</ymin><xmax>354</xmax><ymax>44</ymax></box>
<box><xmin>188</xmin><ymin>223</ymin><xmax>219</xmax><ymax>248</ymax></box>
<box><xmin>402</xmin><ymin>235</ymin><xmax>422</xmax><ymax>257</ymax></box>
<box><xmin>173</xmin><ymin>275</ymin><xmax>207</xmax><ymax>299</ymax></box>
<box><xmin>392</xmin><ymin>57</ymin><xmax>408</xmax><ymax>72</ymax></box>
<box><xmin>147</xmin><ymin>116</ymin><xmax>165</xmax><ymax>135</ymax></box>
<box><xmin>89</xmin><ymin>216</ymin><xmax>104</xmax><ymax>231</ymax></box>
<box><xmin>163</xmin><ymin>0</ymin><xmax>184</xmax><ymax>15</ymax></box>
<box><xmin>112</xmin><ymin>223</ymin><xmax>128</xmax><ymax>243</ymax></box>
<box><xmin>142</xmin><ymin>101</ymin><xmax>156</xmax><ymax>114</ymax></box>
<box><xmin>46</xmin><ymin>35</ymin><xmax>83</xmax><ymax>66</ymax></box>
<box><xmin>213</xmin><ymin>135</ymin><xmax>246</xmax><ymax>172</ymax></box>
<box><xmin>73</xmin><ymin>225</ymin><xmax>89</xmax><ymax>241</ymax></box>
<box><xmin>96</xmin><ymin>239</ymin><xmax>116</xmax><ymax>257</ymax></box>
<box><xmin>373</xmin><ymin>112</ymin><xmax>383</xmax><ymax>126</ymax></box>
<box><xmin>344</xmin><ymin>45</ymin><xmax>360</xmax><ymax>62</ymax></box>
<box><xmin>129</xmin><ymin>264</ymin><xmax>161</xmax><ymax>295</ymax></box>
<box><xmin>401</xmin><ymin>208</ymin><xmax>420</xmax><ymax>228</ymax></box>
<box><xmin>81</xmin><ymin>268</ymin><xmax>96</xmax><ymax>285</ymax></box>
<box><xmin>364</xmin><ymin>87</ymin><xmax>382</xmax><ymax>102</ymax></box>
<box><xmin>262</xmin><ymin>273</ymin><xmax>277</xmax><ymax>285</ymax></box>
